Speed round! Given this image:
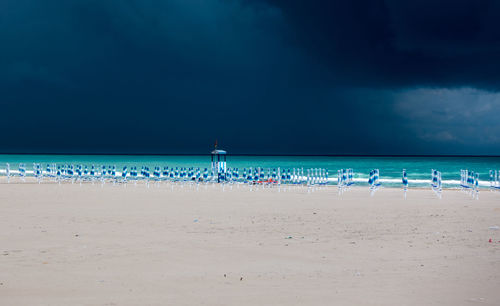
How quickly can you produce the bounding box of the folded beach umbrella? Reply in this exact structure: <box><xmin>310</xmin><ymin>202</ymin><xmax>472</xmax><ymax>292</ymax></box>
<box><xmin>122</xmin><ymin>166</ymin><xmax>128</xmax><ymax>179</ymax></box>
<box><xmin>402</xmin><ymin>169</ymin><xmax>408</xmax><ymax>189</ymax></box>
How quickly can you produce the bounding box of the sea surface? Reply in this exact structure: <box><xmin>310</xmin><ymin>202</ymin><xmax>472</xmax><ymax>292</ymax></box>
<box><xmin>0</xmin><ymin>154</ymin><xmax>499</xmax><ymax>188</ymax></box>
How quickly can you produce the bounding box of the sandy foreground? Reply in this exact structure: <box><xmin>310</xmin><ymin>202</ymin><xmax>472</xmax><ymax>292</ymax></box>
<box><xmin>1</xmin><ymin>180</ymin><xmax>500</xmax><ymax>306</ymax></box>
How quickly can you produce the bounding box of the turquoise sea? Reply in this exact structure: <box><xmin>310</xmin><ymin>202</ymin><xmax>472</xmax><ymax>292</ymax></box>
<box><xmin>1</xmin><ymin>155</ymin><xmax>499</xmax><ymax>188</ymax></box>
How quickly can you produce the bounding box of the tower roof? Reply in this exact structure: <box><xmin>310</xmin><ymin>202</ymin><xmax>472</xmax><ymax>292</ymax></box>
<box><xmin>211</xmin><ymin>149</ymin><xmax>226</xmax><ymax>154</ymax></box>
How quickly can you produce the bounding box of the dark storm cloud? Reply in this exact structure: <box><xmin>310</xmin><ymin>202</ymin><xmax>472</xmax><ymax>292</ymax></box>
<box><xmin>260</xmin><ymin>0</ymin><xmax>500</xmax><ymax>90</ymax></box>
<box><xmin>0</xmin><ymin>0</ymin><xmax>499</xmax><ymax>154</ymax></box>
<box><xmin>0</xmin><ymin>0</ymin><xmax>302</xmax><ymax>153</ymax></box>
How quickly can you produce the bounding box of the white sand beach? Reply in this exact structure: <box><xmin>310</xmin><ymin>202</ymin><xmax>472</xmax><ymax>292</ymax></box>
<box><xmin>1</xmin><ymin>181</ymin><xmax>500</xmax><ymax>305</ymax></box>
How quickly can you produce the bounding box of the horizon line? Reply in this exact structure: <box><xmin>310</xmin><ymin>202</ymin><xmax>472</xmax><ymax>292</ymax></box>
<box><xmin>0</xmin><ymin>153</ymin><xmax>499</xmax><ymax>158</ymax></box>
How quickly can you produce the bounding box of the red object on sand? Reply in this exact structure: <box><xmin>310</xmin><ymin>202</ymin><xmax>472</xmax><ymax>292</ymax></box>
<box><xmin>257</xmin><ymin>178</ymin><xmax>277</xmax><ymax>184</ymax></box>
<box><xmin>489</xmin><ymin>239</ymin><xmax>492</xmax><ymax>243</ymax></box>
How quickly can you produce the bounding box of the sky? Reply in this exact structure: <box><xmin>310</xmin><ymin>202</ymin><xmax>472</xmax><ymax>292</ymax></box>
<box><xmin>1</xmin><ymin>0</ymin><xmax>499</xmax><ymax>155</ymax></box>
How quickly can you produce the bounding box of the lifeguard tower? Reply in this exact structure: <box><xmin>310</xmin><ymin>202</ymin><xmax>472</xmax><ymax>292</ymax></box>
<box><xmin>211</xmin><ymin>141</ymin><xmax>227</xmax><ymax>183</ymax></box>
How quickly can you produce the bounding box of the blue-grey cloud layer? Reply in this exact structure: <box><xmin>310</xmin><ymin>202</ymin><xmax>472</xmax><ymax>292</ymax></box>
<box><xmin>1</xmin><ymin>0</ymin><xmax>499</xmax><ymax>154</ymax></box>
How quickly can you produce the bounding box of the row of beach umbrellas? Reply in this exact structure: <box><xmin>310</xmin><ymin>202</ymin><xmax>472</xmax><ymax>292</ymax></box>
<box><xmin>2</xmin><ymin>163</ymin><xmax>500</xmax><ymax>192</ymax></box>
